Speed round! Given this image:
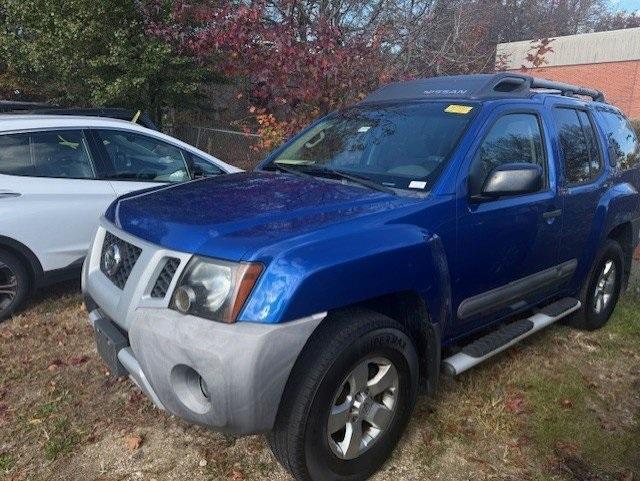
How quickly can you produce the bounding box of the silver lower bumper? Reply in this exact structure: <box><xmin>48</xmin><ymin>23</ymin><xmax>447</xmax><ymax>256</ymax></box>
<box><xmin>88</xmin><ymin>308</ymin><xmax>324</xmax><ymax>434</ymax></box>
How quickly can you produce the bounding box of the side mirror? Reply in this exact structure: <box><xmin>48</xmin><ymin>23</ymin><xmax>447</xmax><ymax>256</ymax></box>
<box><xmin>475</xmin><ymin>163</ymin><xmax>542</xmax><ymax>201</ymax></box>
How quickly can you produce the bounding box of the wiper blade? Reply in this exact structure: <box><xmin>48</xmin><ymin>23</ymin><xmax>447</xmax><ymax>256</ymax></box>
<box><xmin>305</xmin><ymin>166</ymin><xmax>397</xmax><ymax>195</ymax></box>
<box><xmin>273</xmin><ymin>163</ymin><xmax>312</xmax><ymax>178</ymax></box>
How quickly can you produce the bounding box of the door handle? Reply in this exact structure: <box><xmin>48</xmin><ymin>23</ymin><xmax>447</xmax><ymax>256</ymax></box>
<box><xmin>542</xmin><ymin>209</ymin><xmax>562</xmax><ymax>220</ymax></box>
<box><xmin>0</xmin><ymin>190</ymin><xmax>20</xmax><ymax>199</ymax></box>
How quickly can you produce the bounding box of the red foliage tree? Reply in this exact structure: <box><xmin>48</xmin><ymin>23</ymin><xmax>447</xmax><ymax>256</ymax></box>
<box><xmin>147</xmin><ymin>0</ymin><xmax>394</xmax><ymax>149</ymax></box>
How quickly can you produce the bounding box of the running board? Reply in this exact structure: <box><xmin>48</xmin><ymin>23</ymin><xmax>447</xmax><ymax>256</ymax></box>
<box><xmin>442</xmin><ymin>297</ymin><xmax>581</xmax><ymax>376</ymax></box>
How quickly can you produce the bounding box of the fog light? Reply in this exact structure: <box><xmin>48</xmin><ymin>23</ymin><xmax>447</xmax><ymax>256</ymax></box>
<box><xmin>174</xmin><ymin>285</ymin><xmax>196</xmax><ymax>313</ymax></box>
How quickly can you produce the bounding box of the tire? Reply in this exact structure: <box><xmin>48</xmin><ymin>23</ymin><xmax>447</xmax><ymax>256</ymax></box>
<box><xmin>267</xmin><ymin>308</ymin><xmax>419</xmax><ymax>481</ymax></box>
<box><xmin>569</xmin><ymin>239</ymin><xmax>624</xmax><ymax>331</ymax></box>
<box><xmin>0</xmin><ymin>250</ymin><xmax>29</xmax><ymax>321</ymax></box>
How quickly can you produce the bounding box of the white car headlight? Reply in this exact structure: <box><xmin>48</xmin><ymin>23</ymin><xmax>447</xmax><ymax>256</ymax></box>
<box><xmin>171</xmin><ymin>256</ymin><xmax>263</xmax><ymax>323</ymax></box>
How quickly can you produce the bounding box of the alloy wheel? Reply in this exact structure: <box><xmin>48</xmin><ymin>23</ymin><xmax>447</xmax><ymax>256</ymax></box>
<box><xmin>593</xmin><ymin>260</ymin><xmax>616</xmax><ymax>314</ymax></box>
<box><xmin>327</xmin><ymin>356</ymin><xmax>399</xmax><ymax>460</ymax></box>
<box><xmin>0</xmin><ymin>261</ymin><xmax>17</xmax><ymax>311</ymax></box>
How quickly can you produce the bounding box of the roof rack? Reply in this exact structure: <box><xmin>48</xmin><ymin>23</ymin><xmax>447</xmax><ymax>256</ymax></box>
<box><xmin>361</xmin><ymin>73</ymin><xmax>606</xmax><ymax>104</ymax></box>
<box><xmin>0</xmin><ymin>103</ymin><xmax>158</xmax><ymax>130</ymax></box>
<box><xmin>0</xmin><ymin>100</ymin><xmax>53</xmax><ymax>112</ymax></box>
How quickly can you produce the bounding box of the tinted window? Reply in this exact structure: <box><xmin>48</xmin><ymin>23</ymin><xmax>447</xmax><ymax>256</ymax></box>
<box><xmin>31</xmin><ymin>130</ymin><xmax>95</xmax><ymax>178</ymax></box>
<box><xmin>600</xmin><ymin>111</ymin><xmax>639</xmax><ymax>170</ymax></box>
<box><xmin>191</xmin><ymin>153</ymin><xmax>223</xmax><ymax>177</ymax></box>
<box><xmin>96</xmin><ymin>130</ymin><xmax>190</xmax><ymax>182</ymax></box>
<box><xmin>0</xmin><ymin>130</ymin><xmax>95</xmax><ymax>179</ymax></box>
<box><xmin>0</xmin><ymin>133</ymin><xmax>31</xmax><ymax>175</ymax></box>
<box><xmin>553</xmin><ymin>108</ymin><xmax>602</xmax><ymax>185</ymax></box>
<box><xmin>469</xmin><ymin>113</ymin><xmax>545</xmax><ymax>196</ymax></box>
<box><xmin>267</xmin><ymin>103</ymin><xmax>475</xmax><ymax>191</ymax></box>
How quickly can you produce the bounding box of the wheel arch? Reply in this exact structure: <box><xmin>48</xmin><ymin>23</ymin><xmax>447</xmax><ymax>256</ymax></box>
<box><xmin>606</xmin><ymin>221</ymin><xmax>635</xmax><ymax>288</ymax></box>
<box><xmin>0</xmin><ymin>235</ymin><xmax>44</xmax><ymax>290</ymax></box>
<box><xmin>355</xmin><ymin>291</ymin><xmax>441</xmax><ymax>396</ymax></box>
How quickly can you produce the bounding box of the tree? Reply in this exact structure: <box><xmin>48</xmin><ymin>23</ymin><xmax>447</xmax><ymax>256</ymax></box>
<box><xmin>149</xmin><ymin>0</ymin><xmax>394</xmax><ymax>147</ymax></box>
<box><xmin>0</xmin><ymin>0</ymin><xmax>213</xmax><ymax>125</ymax></box>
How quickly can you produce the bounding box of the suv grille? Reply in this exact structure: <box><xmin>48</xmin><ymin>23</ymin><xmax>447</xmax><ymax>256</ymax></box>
<box><xmin>150</xmin><ymin>258</ymin><xmax>180</xmax><ymax>298</ymax></box>
<box><xmin>100</xmin><ymin>232</ymin><xmax>142</xmax><ymax>289</ymax></box>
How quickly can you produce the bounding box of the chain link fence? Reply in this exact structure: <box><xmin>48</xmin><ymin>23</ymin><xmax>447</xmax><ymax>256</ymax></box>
<box><xmin>166</xmin><ymin>125</ymin><xmax>264</xmax><ymax>171</ymax></box>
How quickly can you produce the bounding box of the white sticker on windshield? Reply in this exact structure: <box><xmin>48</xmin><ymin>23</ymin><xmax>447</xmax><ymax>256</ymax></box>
<box><xmin>358</xmin><ymin>126</ymin><xmax>371</xmax><ymax>133</ymax></box>
<box><xmin>409</xmin><ymin>180</ymin><xmax>427</xmax><ymax>189</ymax></box>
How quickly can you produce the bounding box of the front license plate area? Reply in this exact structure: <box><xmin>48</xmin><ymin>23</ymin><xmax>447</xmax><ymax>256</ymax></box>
<box><xmin>94</xmin><ymin>317</ymin><xmax>129</xmax><ymax>377</ymax></box>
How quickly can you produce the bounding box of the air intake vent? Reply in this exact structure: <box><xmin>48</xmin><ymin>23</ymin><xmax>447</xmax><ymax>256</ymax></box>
<box><xmin>151</xmin><ymin>258</ymin><xmax>180</xmax><ymax>298</ymax></box>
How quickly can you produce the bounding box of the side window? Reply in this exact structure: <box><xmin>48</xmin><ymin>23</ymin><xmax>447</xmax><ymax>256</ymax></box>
<box><xmin>553</xmin><ymin>108</ymin><xmax>602</xmax><ymax>185</ymax></box>
<box><xmin>0</xmin><ymin>130</ymin><xmax>95</xmax><ymax>179</ymax></box>
<box><xmin>0</xmin><ymin>133</ymin><xmax>32</xmax><ymax>175</ymax></box>
<box><xmin>30</xmin><ymin>130</ymin><xmax>95</xmax><ymax>179</ymax></box>
<box><xmin>95</xmin><ymin>130</ymin><xmax>190</xmax><ymax>183</ymax></box>
<box><xmin>600</xmin><ymin>111</ymin><xmax>640</xmax><ymax>170</ymax></box>
<box><xmin>469</xmin><ymin>113</ymin><xmax>546</xmax><ymax>196</ymax></box>
<box><xmin>190</xmin><ymin>153</ymin><xmax>223</xmax><ymax>177</ymax></box>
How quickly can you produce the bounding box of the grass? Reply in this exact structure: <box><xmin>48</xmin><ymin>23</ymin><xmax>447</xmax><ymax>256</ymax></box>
<box><xmin>43</xmin><ymin>417</ymin><xmax>82</xmax><ymax>461</ymax></box>
<box><xmin>0</xmin><ymin>279</ymin><xmax>638</xmax><ymax>480</ymax></box>
<box><xmin>521</xmin><ymin>295</ymin><xmax>640</xmax><ymax>477</ymax></box>
<box><xmin>0</xmin><ymin>453</ymin><xmax>14</xmax><ymax>472</ymax></box>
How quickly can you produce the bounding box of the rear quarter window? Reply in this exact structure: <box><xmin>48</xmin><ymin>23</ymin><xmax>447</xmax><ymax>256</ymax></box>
<box><xmin>599</xmin><ymin>110</ymin><xmax>640</xmax><ymax>170</ymax></box>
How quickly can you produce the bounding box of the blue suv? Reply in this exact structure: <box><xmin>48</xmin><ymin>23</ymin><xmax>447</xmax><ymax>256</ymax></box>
<box><xmin>83</xmin><ymin>73</ymin><xmax>640</xmax><ymax>481</ymax></box>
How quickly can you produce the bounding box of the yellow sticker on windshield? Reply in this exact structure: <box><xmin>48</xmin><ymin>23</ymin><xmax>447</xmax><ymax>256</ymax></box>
<box><xmin>445</xmin><ymin>104</ymin><xmax>473</xmax><ymax>114</ymax></box>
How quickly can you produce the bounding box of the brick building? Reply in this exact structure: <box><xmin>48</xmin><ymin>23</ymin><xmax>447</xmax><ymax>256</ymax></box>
<box><xmin>496</xmin><ymin>28</ymin><xmax>640</xmax><ymax>118</ymax></box>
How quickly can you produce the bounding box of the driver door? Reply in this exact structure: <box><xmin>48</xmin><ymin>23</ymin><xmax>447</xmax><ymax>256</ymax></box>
<box><xmin>89</xmin><ymin>129</ymin><xmax>192</xmax><ymax>196</ymax></box>
<box><xmin>451</xmin><ymin>107</ymin><xmax>564</xmax><ymax>335</ymax></box>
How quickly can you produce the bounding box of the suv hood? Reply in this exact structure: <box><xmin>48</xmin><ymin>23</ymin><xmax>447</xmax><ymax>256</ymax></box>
<box><xmin>107</xmin><ymin>171</ymin><xmax>417</xmax><ymax>261</ymax></box>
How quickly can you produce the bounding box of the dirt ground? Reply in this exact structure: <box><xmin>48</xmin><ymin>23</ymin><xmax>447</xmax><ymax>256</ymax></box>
<box><xmin>1</xmin><ymin>277</ymin><xmax>638</xmax><ymax>481</ymax></box>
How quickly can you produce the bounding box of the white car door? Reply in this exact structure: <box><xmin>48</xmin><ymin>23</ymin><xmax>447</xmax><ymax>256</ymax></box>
<box><xmin>90</xmin><ymin>129</ymin><xmax>224</xmax><ymax>196</ymax></box>
<box><xmin>0</xmin><ymin>130</ymin><xmax>116</xmax><ymax>273</ymax></box>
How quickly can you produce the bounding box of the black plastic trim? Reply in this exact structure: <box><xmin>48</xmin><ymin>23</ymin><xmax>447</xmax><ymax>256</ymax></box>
<box><xmin>40</xmin><ymin>258</ymin><xmax>84</xmax><ymax>287</ymax></box>
<box><xmin>457</xmin><ymin>259</ymin><xmax>578</xmax><ymax>320</ymax></box>
<box><xmin>462</xmin><ymin>319</ymin><xmax>534</xmax><ymax>358</ymax></box>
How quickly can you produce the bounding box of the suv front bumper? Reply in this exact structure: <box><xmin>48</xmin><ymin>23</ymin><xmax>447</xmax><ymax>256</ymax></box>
<box><xmin>83</xmin><ymin>220</ymin><xmax>325</xmax><ymax>434</ymax></box>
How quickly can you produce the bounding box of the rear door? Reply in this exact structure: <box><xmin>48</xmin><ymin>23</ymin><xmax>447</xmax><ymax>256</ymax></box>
<box><xmin>551</xmin><ymin>103</ymin><xmax>608</xmax><ymax>289</ymax></box>
<box><xmin>453</xmin><ymin>105</ymin><xmax>563</xmax><ymax>333</ymax></box>
<box><xmin>0</xmin><ymin>130</ymin><xmax>116</xmax><ymax>272</ymax></box>
<box><xmin>89</xmin><ymin>129</ymin><xmax>193</xmax><ymax>196</ymax></box>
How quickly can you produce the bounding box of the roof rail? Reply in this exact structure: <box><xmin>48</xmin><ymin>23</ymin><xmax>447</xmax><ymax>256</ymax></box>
<box><xmin>362</xmin><ymin>72</ymin><xmax>606</xmax><ymax>104</ymax></box>
<box><xmin>527</xmin><ymin>76</ymin><xmax>605</xmax><ymax>102</ymax></box>
<box><xmin>0</xmin><ymin>104</ymin><xmax>158</xmax><ymax>130</ymax></box>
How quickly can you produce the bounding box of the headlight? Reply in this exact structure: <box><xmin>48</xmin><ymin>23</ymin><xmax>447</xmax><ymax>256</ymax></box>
<box><xmin>170</xmin><ymin>256</ymin><xmax>263</xmax><ymax>323</ymax></box>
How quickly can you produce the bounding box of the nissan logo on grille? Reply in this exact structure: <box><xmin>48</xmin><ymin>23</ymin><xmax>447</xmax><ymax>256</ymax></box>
<box><xmin>102</xmin><ymin>243</ymin><xmax>122</xmax><ymax>276</ymax></box>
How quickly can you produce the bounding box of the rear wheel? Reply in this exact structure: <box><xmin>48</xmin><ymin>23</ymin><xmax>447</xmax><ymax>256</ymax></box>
<box><xmin>570</xmin><ymin>239</ymin><xmax>624</xmax><ymax>331</ymax></box>
<box><xmin>0</xmin><ymin>250</ymin><xmax>29</xmax><ymax>321</ymax></box>
<box><xmin>268</xmin><ymin>308</ymin><xmax>419</xmax><ymax>481</ymax></box>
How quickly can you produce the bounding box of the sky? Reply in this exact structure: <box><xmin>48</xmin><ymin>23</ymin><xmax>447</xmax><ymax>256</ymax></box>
<box><xmin>611</xmin><ymin>0</ymin><xmax>640</xmax><ymax>12</ymax></box>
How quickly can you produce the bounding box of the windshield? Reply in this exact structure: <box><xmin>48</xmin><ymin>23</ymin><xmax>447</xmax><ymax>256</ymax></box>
<box><xmin>266</xmin><ymin>102</ymin><xmax>476</xmax><ymax>191</ymax></box>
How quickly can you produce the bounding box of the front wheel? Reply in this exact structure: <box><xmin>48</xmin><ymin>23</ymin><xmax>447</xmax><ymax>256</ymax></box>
<box><xmin>570</xmin><ymin>239</ymin><xmax>624</xmax><ymax>331</ymax></box>
<box><xmin>268</xmin><ymin>308</ymin><xmax>419</xmax><ymax>481</ymax></box>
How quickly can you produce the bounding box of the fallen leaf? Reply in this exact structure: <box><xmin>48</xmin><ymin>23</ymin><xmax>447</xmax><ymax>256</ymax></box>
<box><xmin>228</xmin><ymin>469</ymin><xmax>244</xmax><ymax>481</ymax></box>
<box><xmin>599</xmin><ymin>418</ymin><xmax>616</xmax><ymax>431</ymax></box>
<box><xmin>124</xmin><ymin>435</ymin><xmax>143</xmax><ymax>450</ymax></box>
<box><xmin>47</xmin><ymin>359</ymin><xmax>65</xmax><ymax>371</ymax></box>
<box><xmin>560</xmin><ymin>399</ymin><xmax>573</xmax><ymax>409</ymax></box>
<box><xmin>69</xmin><ymin>355</ymin><xmax>88</xmax><ymax>366</ymax></box>
<box><xmin>506</xmin><ymin>393</ymin><xmax>526</xmax><ymax>414</ymax></box>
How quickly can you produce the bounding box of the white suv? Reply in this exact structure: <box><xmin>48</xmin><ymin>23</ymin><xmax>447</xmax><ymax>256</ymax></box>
<box><xmin>0</xmin><ymin>115</ymin><xmax>240</xmax><ymax>320</ymax></box>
